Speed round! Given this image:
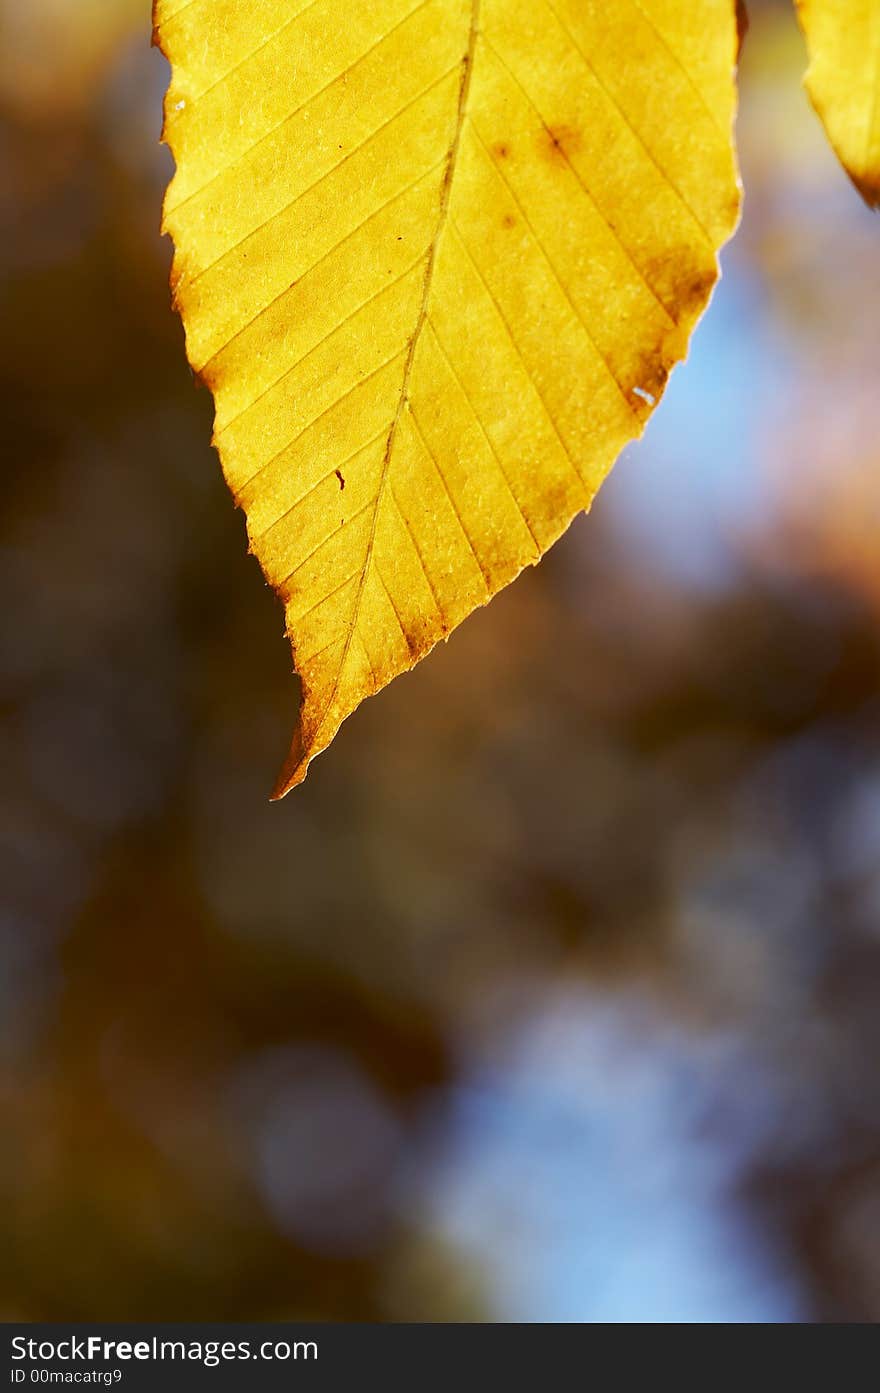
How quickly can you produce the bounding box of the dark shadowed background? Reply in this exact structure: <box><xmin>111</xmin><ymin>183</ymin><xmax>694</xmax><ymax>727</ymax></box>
<box><xmin>2</xmin><ymin>0</ymin><xmax>879</xmax><ymax>1321</ymax></box>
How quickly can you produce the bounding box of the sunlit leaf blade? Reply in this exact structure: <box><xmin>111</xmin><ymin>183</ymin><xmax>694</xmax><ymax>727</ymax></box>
<box><xmin>796</xmin><ymin>0</ymin><xmax>880</xmax><ymax>207</ymax></box>
<box><xmin>154</xmin><ymin>0</ymin><xmax>742</xmax><ymax>795</ymax></box>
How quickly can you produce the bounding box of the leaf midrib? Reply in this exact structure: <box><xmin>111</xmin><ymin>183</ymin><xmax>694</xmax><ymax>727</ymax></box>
<box><xmin>311</xmin><ymin>0</ymin><xmax>481</xmax><ymax>745</ymax></box>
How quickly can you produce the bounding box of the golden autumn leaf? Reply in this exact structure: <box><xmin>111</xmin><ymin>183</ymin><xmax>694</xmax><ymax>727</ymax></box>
<box><xmin>795</xmin><ymin>0</ymin><xmax>880</xmax><ymax>207</ymax></box>
<box><xmin>154</xmin><ymin>0</ymin><xmax>741</xmax><ymax>795</ymax></box>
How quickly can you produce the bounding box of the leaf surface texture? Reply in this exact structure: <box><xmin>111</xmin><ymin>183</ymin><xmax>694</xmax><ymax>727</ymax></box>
<box><xmin>155</xmin><ymin>0</ymin><xmax>741</xmax><ymax>794</ymax></box>
<box><xmin>796</xmin><ymin>0</ymin><xmax>880</xmax><ymax>207</ymax></box>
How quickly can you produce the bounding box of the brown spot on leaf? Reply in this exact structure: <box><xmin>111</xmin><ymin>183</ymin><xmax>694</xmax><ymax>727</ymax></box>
<box><xmin>538</xmin><ymin>122</ymin><xmax>582</xmax><ymax>168</ymax></box>
<box><xmin>640</xmin><ymin>246</ymin><xmax>718</xmax><ymax>325</ymax></box>
<box><xmin>195</xmin><ymin>348</ymin><xmax>225</xmax><ymax>394</ymax></box>
<box><xmin>335</xmin><ymin>469</ymin><xmax>345</xmax><ymax>490</ymax></box>
<box><xmin>502</xmin><ymin>213</ymin><xmax>516</xmax><ymax>229</ymax></box>
<box><xmin>652</xmin><ymin>262</ymin><xmax>717</xmax><ymax>323</ymax></box>
<box><xmin>492</xmin><ymin>141</ymin><xmax>511</xmax><ymax>160</ymax></box>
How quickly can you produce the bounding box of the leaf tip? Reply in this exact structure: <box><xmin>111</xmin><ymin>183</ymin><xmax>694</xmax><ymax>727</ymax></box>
<box><xmin>849</xmin><ymin>172</ymin><xmax>880</xmax><ymax>211</ymax></box>
<box><xmin>270</xmin><ymin>727</ymin><xmax>312</xmax><ymax>800</ymax></box>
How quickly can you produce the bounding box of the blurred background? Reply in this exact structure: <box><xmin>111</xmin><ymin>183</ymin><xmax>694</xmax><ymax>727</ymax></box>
<box><xmin>2</xmin><ymin>0</ymin><xmax>879</xmax><ymax>1322</ymax></box>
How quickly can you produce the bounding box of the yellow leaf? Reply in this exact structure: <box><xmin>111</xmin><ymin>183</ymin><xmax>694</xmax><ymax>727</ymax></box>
<box><xmin>155</xmin><ymin>0</ymin><xmax>741</xmax><ymax>795</ymax></box>
<box><xmin>795</xmin><ymin>0</ymin><xmax>880</xmax><ymax>207</ymax></box>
